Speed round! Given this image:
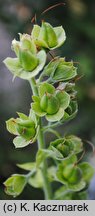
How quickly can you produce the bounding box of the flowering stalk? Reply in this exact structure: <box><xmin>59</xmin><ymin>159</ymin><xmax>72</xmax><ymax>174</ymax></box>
<box><xmin>3</xmin><ymin>20</ymin><xmax>94</xmax><ymax>200</ymax></box>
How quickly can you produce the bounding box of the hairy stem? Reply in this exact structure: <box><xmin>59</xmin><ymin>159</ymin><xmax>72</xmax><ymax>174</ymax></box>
<box><xmin>29</xmin><ymin>78</ymin><xmax>52</xmax><ymax>199</ymax></box>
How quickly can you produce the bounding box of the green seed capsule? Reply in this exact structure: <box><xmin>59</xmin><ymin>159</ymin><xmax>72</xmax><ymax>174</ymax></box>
<box><xmin>40</xmin><ymin>94</ymin><xmax>48</xmax><ymax>111</ymax></box>
<box><xmin>17</xmin><ymin>120</ymin><xmax>35</xmax><ymax>128</ymax></box>
<box><xmin>38</xmin><ymin>22</ymin><xmax>47</xmax><ymax>43</ymax></box>
<box><xmin>57</xmin><ymin>143</ymin><xmax>70</xmax><ymax>157</ymax></box>
<box><xmin>16</xmin><ymin>125</ymin><xmax>36</xmax><ymax>140</ymax></box>
<box><xmin>19</xmin><ymin>49</ymin><xmax>38</xmax><ymax>71</ymax></box>
<box><xmin>46</xmin><ymin>96</ymin><xmax>59</xmax><ymax>114</ymax></box>
<box><xmin>63</xmin><ymin>164</ymin><xmax>74</xmax><ymax>179</ymax></box>
<box><xmin>22</xmin><ymin>127</ymin><xmax>36</xmax><ymax>140</ymax></box>
<box><xmin>68</xmin><ymin>167</ymin><xmax>82</xmax><ymax>184</ymax></box>
<box><xmin>44</xmin><ymin>22</ymin><xmax>58</xmax><ymax>48</ymax></box>
<box><xmin>21</xmin><ymin>36</ymin><xmax>37</xmax><ymax>54</ymax></box>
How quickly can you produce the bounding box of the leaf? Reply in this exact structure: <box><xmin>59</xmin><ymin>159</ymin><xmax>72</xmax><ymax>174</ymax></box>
<box><xmin>17</xmin><ymin>112</ymin><xmax>29</xmax><ymax>120</ymax></box>
<box><xmin>46</xmin><ymin>107</ymin><xmax>64</xmax><ymax>122</ymax></box>
<box><xmin>3</xmin><ymin>57</ymin><xmax>21</xmax><ymax>73</ymax></box>
<box><xmin>31</xmin><ymin>24</ymin><xmax>40</xmax><ymax>39</ymax></box>
<box><xmin>65</xmin><ymin>135</ymin><xmax>83</xmax><ymax>154</ymax></box>
<box><xmin>68</xmin><ymin>180</ymin><xmax>86</xmax><ymax>192</ymax></box>
<box><xmin>50</xmin><ymin>146</ymin><xmax>64</xmax><ymax>160</ymax></box>
<box><xmin>6</xmin><ymin>118</ymin><xmax>19</xmax><ymax>135</ymax></box>
<box><xmin>39</xmin><ymin>82</ymin><xmax>55</xmax><ymax>98</ymax></box>
<box><xmin>4</xmin><ymin>174</ymin><xmax>27</xmax><ymax>197</ymax></box>
<box><xmin>56</xmin><ymin>91</ymin><xmax>70</xmax><ymax>110</ymax></box>
<box><xmin>13</xmin><ymin>136</ymin><xmax>30</xmax><ymax>148</ymax></box>
<box><xmin>17</xmin><ymin>162</ymin><xmax>36</xmax><ymax>171</ymax></box>
<box><xmin>54</xmin><ymin>186</ymin><xmax>88</xmax><ymax>200</ymax></box>
<box><xmin>47</xmin><ymin>166</ymin><xmax>57</xmax><ymax>182</ymax></box>
<box><xmin>4</xmin><ymin>50</ymin><xmax>46</xmax><ymax>80</ymax></box>
<box><xmin>79</xmin><ymin>162</ymin><xmax>95</xmax><ymax>183</ymax></box>
<box><xmin>54</xmin><ymin>185</ymin><xmax>70</xmax><ymax>199</ymax></box>
<box><xmin>43</xmin><ymin>58</ymin><xmax>60</xmax><ymax>76</ymax></box>
<box><xmin>53</xmin><ymin>59</ymin><xmax>77</xmax><ymax>81</ymax></box>
<box><xmin>32</xmin><ymin>102</ymin><xmax>46</xmax><ymax>117</ymax></box>
<box><xmin>53</xmin><ymin>26</ymin><xmax>66</xmax><ymax>49</ymax></box>
<box><xmin>28</xmin><ymin>169</ymin><xmax>43</xmax><ymax>188</ymax></box>
<box><xmin>36</xmin><ymin>148</ymin><xmax>63</xmax><ymax>167</ymax></box>
<box><xmin>32</xmin><ymin>95</ymin><xmax>40</xmax><ymax>103</ymax></box>
<box><xmin>62</xmin><ymin>100</ymin><xmax>78</xmax><ymax>122</ymax></box>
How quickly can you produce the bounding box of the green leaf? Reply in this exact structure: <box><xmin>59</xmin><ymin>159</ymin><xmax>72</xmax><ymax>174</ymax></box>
<box><xmin>47</xmin><ymin>166</ymin><xmax>57</xmax><ymax>182</ymax></box>
<box><xmin>53</xmin><ymin>26</ymin><xmax>66</xmax><ymax>49</ymax></box>
<box><xmin>39</xmin><ymin>82</ymin><xmax>55</xmax><ymax>98</ymax></box>
<box><xmin>31</xmin><ymin>25</ymin><xmax>40</xmax><ymax>39</ymax></box>
<box><xmin>4</xmin><ymin>50</ymin><xmax>46</xmax><ymax>80</ymax></box>
<box><xmin>28</xmin><ymin>169</ymin><xmax>43</xmax><ymax>188</ymax></box>
<box><xmin>17</xmin><ymin>162</ymin><xmax>36</xmax><ymax>171</ymax></box>
<box><xmin>17</xmin><ymin>112</ymin><xmax>29</xmax><ymax>120</ymax></box>
<box><xmin>56</xmin><ymin>91</ymin><xmax>70</xmax><ymax>110</ymax></box>
<box><xmin>46</xmin><ymin>107</ymin><xmax>64</xmax><ymax>122</ymax></box>
<box><xmin>4</xmin><ymin>174</ymin><xmax>27</xmax><ymax>197</ymax></box>
<box><xmin>13</xmin><ymin>136</ymin><xmax>30</xmax><ymax>148</ymax></box>
<box><xmin>3</xmin><ymin>57</ymin><xmax>21</xmax><ymax>74</ymax></box>
<box><xmin>79</xmin><ymin>162</ymin><xmax>95</xmax><ymax>183</ymax></box>
<box><xmin>54</xmin><ymin>185</ymin><xmax>70</xmax><ymax>200</ymax></box>
<box><xmin>54</xmin><ymin>186</ymin><xmax>87</xmax><ymax>200</ymax></box>
<box><xmin>32</xmin><ymin>102</ymin><xmax>46</xmax><ymax>117</ymax></box>
<box><xmin>32</xmin><ymin>95</ymin><xmax>40</xmax><ymax>103</ymax></box>
<box><xmin>53</xmin><ymin>59</ymin><xmax>77</xmax><ymax>81</ymax></box>
<box><xmin>36</xmin><ymin>148</ymin><xmax>63</xmax><ymax>167</ymax></box>
<box><xmin>62</xmin><ymin>100</ymin><xmax>78</xmax><ymax>122</ymax></box>
<box><xmin>43</xmin><ymin>58</ymin><xmax>60</xmax><ymax>76</ymax></box>
<box><xmin>68</xmin><ymin>180</ymin><xmax>86</xmax><ymax>192</ymax></box>
<box><xmin>6</xmin><ymin>118</ymin><xmax>19</xmax><ymax>135</ymax></box>
<box><xmin>65</xmin><ymin>135</ymin><xmax>83</xmax><ymax>154</ymax></box>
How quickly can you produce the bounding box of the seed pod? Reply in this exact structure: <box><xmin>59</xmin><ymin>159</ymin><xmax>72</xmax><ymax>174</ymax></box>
<box><xmin>19</xmin><ymin>49</ymin><xmax>38</xmax><ymax>71</ymax></box>
<box><xmin>17</xmin><ymin>120</ymin><xmax>35</xmax><ymax>128</ymax></box>
<box><xmin>21</xmin><ymin>127</ymin><xmax>36</xmax><ymax>140</ymax></box>
<box><xmin>57</xmin><ymin>143</ymin><xmax>70</xmax><ymax>157</ymax></box>
<box><xmin>38</xmin><ymin>22</ymin><xmax>47</xmax><ymax>43</ymax></box>
<box><xmin>44</xmin><ymin>22</ymin><xmax>58</xmax><ymax>48</ymax></box>
<box><xmin>63</xmin><ymin>164</ymin><xmax>74</xmax><ymax>179</ymax></box>
<box><xmin>40</xmin><ymin>94</ymin><xmax>48</xmax><ymax>111</ymax></box>
<box><xmin>68</xmin><ymin>167</ymin><xmax>82</xmax><ymax>184</ymax></box>
<box><xmin>39</xmin><ymin>22</ymin><xmax>58</xmax><ymax>48</ymax></box>
<box><xmin>46</xmin><ymin>95</ymin><xmax>59</xmax><ymax>114</ymax></box>
<box><xmin>20</xmin><ymin>35</ymin><xmax>37</xmax><ymax>54</ymax></box>
<box><xmin>16</xmin><ymin>125</ymin><xmax>36</xmax><ymax>141</ymax></box>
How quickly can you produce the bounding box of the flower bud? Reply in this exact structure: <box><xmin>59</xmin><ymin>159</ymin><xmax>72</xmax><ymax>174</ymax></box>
<box><xmin>19</xmin><ymin>49</ymin><xmax>38</xmax><ymax>71</ymax></box>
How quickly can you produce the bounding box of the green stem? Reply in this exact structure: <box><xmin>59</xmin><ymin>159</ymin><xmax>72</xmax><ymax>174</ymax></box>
<box><xmin>42</xmin><ymin>121</ymin><xmax>62</xmax><ymax>132</ymax></box>
<box><xmin>29</xmin><ymin>78</ymin><xmax>52</xmax><ymax>200</ymax></box>
<box><xmin>44</xmin><ymin>128</ymin><xmax>61</xmax><ymax>139</ymax></box>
